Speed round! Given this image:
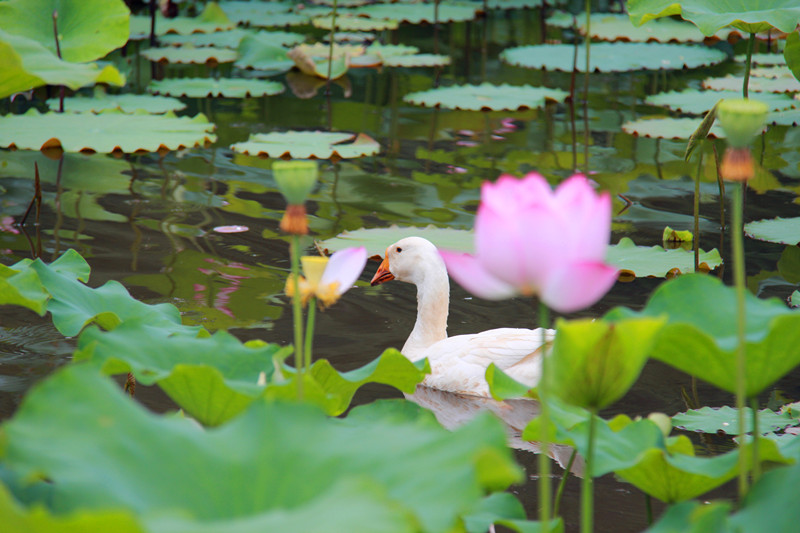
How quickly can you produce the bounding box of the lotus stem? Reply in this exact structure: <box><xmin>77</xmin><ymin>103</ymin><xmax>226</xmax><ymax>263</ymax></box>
<box><xmin>583</xmin><ymin>0</ymin><xmax>591</xmax><ymax>174</ymax></box>
<box><xmin>582</xmin><ymin>408</ymin><xmax>596</xmax><ymax>533</ymax></box>
<box><xmin>290</xmin><ymin>235</ymin><xmax>305</xmax><ymax>398</ymax></box>
<box><xmin>713</xmin><ymin>142</ymin><xmax>725</xmax><ymax>230</ymax></box>
<box><xmin>645</xmin><ymin>494</ymin><xmax>653</xmax><ymax>525</ymax></box>
<box><xmin>538</xmin><ymin>299</ymin><xmax>552</xmax><ymax>531</ymax></box>
<box><xmin>553</xmin><ymin>448</ymin><xmax>576</xmax><ymax>516</ymax></box>
<box><xmin>750</xmin><ymin>395</ymin><xmax>761</xmax><ymax>483</ymax></box>
<box><xmin>693</xmin><ymin>150</ymin><xmax>703</xmax><ymax>270</ymax></box>
<box><xmin>325</xmin><ymin>0</ymin><xmax>339</xmax><ymax>95</ymax></box>
<box><xmin>743</xmin><ymin>33</ymin><xmax>755</xmax><ymax>99</ymax></box>
<box><xmin>433</xmin><ymin>0</ymin><xmax>440</xmax><ymax>54</ymax></box>
<box><xmin>52</xmin><ymin>10</ymin><xmax>65</xmax><ymax>113</ymax></box>
<box><xmin>304</xmin><ymin>297</ymin><xmax>317</xmax><ymax>371</ymax></box>
<box><xmin>732</xmin><ymin>182</ymin><xmax>748</xmax><ymax>499</ymax></box>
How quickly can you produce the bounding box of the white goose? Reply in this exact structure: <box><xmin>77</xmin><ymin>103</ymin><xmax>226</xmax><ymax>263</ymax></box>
<box><xmin>370</xmin><ymin>236</ymin><xmax>555</xmax><ymax>398</ymax></box>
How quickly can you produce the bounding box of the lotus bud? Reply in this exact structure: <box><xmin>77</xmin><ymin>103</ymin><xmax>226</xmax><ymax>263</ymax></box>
<box><xmin>273</xmin><ymin>160</ymin><xmax>319</xmax><ymax>205</ymax></box>
<box><xmin>647</xmin><ymin>412</ymin><xmax>672</xmax><ymax>438</ymax></box>
<box><xmin>717</xmin><ymin>98</ymin><xmax>768</xmax><ymax>149</ymax></box>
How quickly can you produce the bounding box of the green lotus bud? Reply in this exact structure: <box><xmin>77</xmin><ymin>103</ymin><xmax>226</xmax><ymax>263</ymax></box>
<box><xmin>273</xmin><ymin>160</ymin><xmax>319</xmax><ymax>205</ymax></box>
<box><xmin>647</xmin><ymin>412</ymin><xmax>672</xmax><ymax>438</ymax></box>
<box><xmin>716</xmin><ymin>98</ymin><xmax>768</xmax><ymax>148</ymax></box>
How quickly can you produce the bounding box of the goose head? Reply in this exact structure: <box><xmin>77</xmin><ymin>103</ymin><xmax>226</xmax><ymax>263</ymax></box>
<box><xmin>370</xmin><ymin>236</ymin><xmax>447</xmax><ymax>287</ymax></box>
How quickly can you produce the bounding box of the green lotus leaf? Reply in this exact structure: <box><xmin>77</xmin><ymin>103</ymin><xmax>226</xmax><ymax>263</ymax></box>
<box><xmin>404</xmin><ymin>83</ymin><xmax>568</xmax><ymax>111</ymax></box>
<box><xmin>767</xmin><ymin>108</ymin><xmax>800</xmax><ymax>126</ymax></box>
<box><xmin>383</xmin><ymin>54</ymin><xmax>452</xmax><ymax>67</ymax></box>
<box><xmin>310</xmin><ymin>0</ymin><xmax>371</xmax><ymax>6</ymax></box>
<box><xmin>129</xmin><ymin>2</ymin><xmax>234</xmax><ymax>37</ymax></box>
<box><xmin>0</xmin><ymin>262</ymin><xmax>49</xmax><ymax>315</ymax></box>
<box><xmin>1</xmin><ymin>364</ymin><xmax>520</xmax><ymax>533</ymax></box>
<box><xmin>703</xmin><ymin>75</ymin><xmax>800</xmax><ymax>93</ymax></box>
<box><xmin>751</xmin><ymin>66</ymin><xmax>795</xmax><ymax>79</ymax></box>
<box><xmin>785</xmin><ymin>31</ymin><xmax>800</xmax><ymax>82</ymax></box>
<box><xmin>46</xmin><ymin>93</ymin><xmax>185</xmax><ymax>114</ymax></box>
<box><xmin>672</xmin><ymin>405</ymin><xmax>798</xmax><ymax>435</ymax></box>
<box><xmin>547</xmin><ymin>12</ymin><xmax>734</xmax><ymax>42</ymax></box>
<box><xmin>501</xmin><ymin>43</ymin><xmax>726</xmax><ymax>72</ymax></box>
<box><xmin>231</xmin><ymin>131</ymin><xmax>380</xmax><ymax>159</ymax></box>
<box><xmin>365</xmin><ymin>42</ymin><xmax>419</xmax><ymax>58</ymax></box>
<box><xmin>235</xmin><ymin>33</ymin><xmax>294</xmax><ymax>71</ymax></box>
<box><xmin>315</xmin><ymin>226</ymin><xmax>475</xmax><ymax>257</ymax></box>
<box><xmin>312</xmin><ymin>15</ymin><xmax>399</xmax><ymax>31</ymax></box>
<box><xmin>729</xmin><ymin>461</ymin><xmax>800</xmax><ymax>532</ymax></box>
<box><xmin>622</xmin><ymin>117</ymin><xmax>726</xmax><ymax>139</ymax></box>
<box><xmin>246</xmin><ymin>12</ymin><xmax>310</xmax><ymax>27</ymax></box>
<box><xmin>645</xmin><ymin>89</ymin><xmax>796</xmax><ymax>115</ymax></box>
<box><xmin>0</xmin><ymin>30</ymin><xmax>125</xmax><ymax>99</ymax></box>
<box><xmin>627</xmin><ymin>0</ymin><xmax>800</xmax><ymax>35</ymax></box>
<box><xmin>149</xmin><ymin>77</ymin><xmax>284</xmax><ymax>98</ymax></box>
<box><xmin>0</xmin><ymin>0</ymin><xmax>129</xmax><ymax>62</ymax></box>
<box><xmin>158</xmin><ymin>28</ymin><xmax>303</xmax><ymax>49</ymax></box>
<box><xmin>608</xmin><ymin>237</ymin><xmax>722</xmax><ymax>277</ymax></box>
<box><xmin>0</xmin><ymin>109</ymin><xmax>216</xmax><ymax>154</ymax></box>
<box><xmin>220</xmin><ymin>0</ymin><xmax>294</xmax><ymax>25</ymax></box>
<box><xmin>644</xmin><ymin>500</ymin><xmax>733</xmax><ymax>533</ymax></box>
<box><xmin>349</xmin><ymin>3</ymin><xmax>478</xmax><ymax>24</ymax></box>
<box><xmin>141</xmin><ymin>46</ymin><xmax>238</xmax><ymax>65</ymax></box>
<box><xmin>331</xmin><ymin>31</ymin><xmax>376</xmax><ymax>43</ymax></box>
<box><xmin>605</xmin><ymin>274</ymin><xmax>800</xmax><ymax>396</ymax></box>
<box><xmin>745</xmin><ymin>216</ymin><xmax>800</xmax><ymax>244</ymax></box>
<box><xmin>485</xmin><ymin>0</ymin><xmax>544</xmax><ymax>10</ymax></box>
<box><xmin>737</xmin><ymin>53</ymin><xmax>790</xmax><ymax>66</ymax></box>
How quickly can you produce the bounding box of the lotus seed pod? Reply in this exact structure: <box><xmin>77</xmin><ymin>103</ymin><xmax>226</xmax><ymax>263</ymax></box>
<box><xmin>273</xmin><ymin>160</ymin><xmax>319</xmax><ymax>205</ymax></box>
<box><xmin>716</xmin><ymin>98</ymin><xmax>768</xmax><ymax>149</ymax></box>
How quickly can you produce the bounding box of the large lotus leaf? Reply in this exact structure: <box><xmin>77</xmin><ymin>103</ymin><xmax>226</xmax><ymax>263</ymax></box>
<box><xmin>404</xmin><ymin>83</ymin><xmax>568</xmax><ymax>111</ymax></box>
<box><xmin>235</xmin><ymin>33</ymin><xmax>294</xmax><ymax>71</ymax></box>
<box><xmin>627</xmin><ymin>0</ymin><xmax>800</xmax><ymax>35</ymax></box>
<box><xmin>672</xmin><ymin>405</ymin><xmax>798</xmax><ymax>435</ymax></box>
<box><xmin>384</xmin><ymin>54</ymin><xmax>452</xmax><ymax>67</ymax></box>
<box><xmin>767</xmin><ymin>108</ymin><xmax>800</xmax><ymax>126</ymax></box>
<box><xmin>703</xmin><ymin>75</ymin><xmax>800</xmax><ymax>93</ymax></box>
<box><xmin>0</xmin><ymin>109</ymin><xmax>216</xmax><ymax>154</ymax></box>
<box><xmin>1</xmin><ymin>365</ymin><xmax>520</xmax><ymax>533</ymax></box>
<box><xmin>501</xmin><ymin>43</ymin><xmax>726</xmax><ymax>72</ymax></box>
<box><xmin>644</xmin><ymin>500</ymin><xmax>733</xmax><ymax>533</ymax></box>
<box><xmin>220</xmin><ymin>1</ymin><xmax>294</xmax><ymax>24</ymax></box>
<box><xmin>645</xmin><ymin>89</ymin><xmax>796</xmax><ymax>115</ymax></box>
<box><xmin>786</xmin><ymin>32</ymin><xmax>800</xmax><ymax>82</ymax></box>
<box><xmin>0</xmin><ymin>30</ymin><xmax>124</xmax><ymax>99</ymax></box>
<box><xmin>353</xmin><ymin>3</ymin><xmax>479</xmax><ymax>23</ymax></box>
<box><xmin>149</xmin><ymin>77</ymin><xmax>284</xmax><ymax>98</ymax></box>
<box><xmin>547</xmin><ymin>12</ymin><xmax>733</xmax><ymax>42</ymax></box>
<box><xmin>605</xmin><ymin>274</ymin><xmax>800</xmax><ymax>396</ymax></box>
<box><xmin>312</xmin><ymin>15</ymin><xmax>399</xmax><ymax>31</ymax></box>
<box><xmin>230</xmin><ymin>131</ymin><xmax>379</xmax><ymax>159</ymax></box>
<box><xmin>745</xmin><ymin>216</ymin><xmax>800</xmax><ymax>245</ymax></box>
<box><xmin>129</xmin><ymin>3</ymin><xmax>234</xmax><ymax>37</ymax></box>
<box><xmin>622</xmin><ymin>117</ymin><xmax>725</xmax><ymax>139</ymax></box>
<box><xmin>46</xmin><ymin>93</ymin><xmax>185</xmax><ymax>114</ymax></box>
<box><xmin>0</xmin><ymin>0</ymin><xmax>129</xmax><ymax>63</ymax></box>
<box><xmin>141</xmin><ymin>46</ymin><xmax>237</xmax><ymax>65</ymax></box>
<box><xmin>729</xmin><ymin>460</ymin><xmax>800</xmax><ymax>532</ymax></box>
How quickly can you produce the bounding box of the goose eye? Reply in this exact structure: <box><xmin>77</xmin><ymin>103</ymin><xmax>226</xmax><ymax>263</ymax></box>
<box><xmin>396</xmin><ymin>247</ymin><xmax>403</xmax><ymax>253</ymax></box>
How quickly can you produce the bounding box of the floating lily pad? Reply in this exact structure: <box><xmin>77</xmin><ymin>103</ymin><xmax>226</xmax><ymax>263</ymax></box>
<box><xmin>672</xmin><ymin>406</ymin><xmax>798</xmax><ymax>435</ymax></box>
<box><xmin>366</xmin><ymin>42</ymin><xmax>419</xmax><ymax>58</ymax></box>
<box><xmin>485</xmin><ymin>0</ymin><xmax>544</xmax><ymax>10</ymax></box>
<box><xmin>404</xmin><ymin>83</ymin><xmax>568</xmax><ymax>111</ymax></box>
<box><xmin>231</xmin><ymin>131</ymin><xmax>380</xmax><ymax>159</ymax></box>
<box><xmin>158</xmin><ymin>29</ymin><xmax>304</xmax><ymax>49</ymax></box>
<box><xmin>608</xmin><ymin>237</ymin><xmax>722</xmax><ymax>277</ymax></box>
<box><xmin>141</xmin><ymin>46</ymin><xmax>238</xmax><ymax>65</ymax></box>
<box><xmin>330</xmin><ymin>31</ymin><xmax>376</xmax><ymax>43</ymax></box>
<box><xmin>751</xmin><ymin>66</ymin><xmax>795</xmax><ymax>79</ymax></box>
<box><xmin>149</xmin><ymin>77</ymin><xmax>284</xmax><ymax>98</ymax></box>
<box><xmin>311</xmin><ymin>0</ymin><xmax>371</xmax><ymax>6</ymax></box>
<box><xmin>247</xmin><ymin>12</ymin><xmax>310</xmax><ymax>27</ymax></box>
<box><xmin>622</xmin><ymin>117</ymin><xmax>725</xmax><ymax>139</ymax></box>
<box><xmin>220</xmin><ymin>0</ymin><xmax>294</xmax><ymax>24</ymax></box>
<box><xmin>547</xmin><ymin>12</ymin><xmax>733</xmax><ymax>42</ymax></box>
<box><xmin>703</xmin><ymin>75</ymin><xmax>800</xmax><ymax>93</ymax></box>
<box><xmin>353</xmin><ymin>3</ymin><xmax>479</xmax><ymax>23</ymax></box>
<box><xmin>235</xmin><ymin>33</ymin><xmax>294</xmax><ymax>71</ymax></box>
<box><xmin>0</xmin><ymin>109</ymin><xmax>216</xmax><ymax>154</ymax></box>
<box><xmin>736</xmin><ymin>53</ymin><xmax>789</xmax><ymax>66</ymax></box>
<box><xmin>384</xmin><ymin>54</ymin><xmax>452</xmax><ymax>68</ymax></box>
<box><xmin>316</xmin><ymin>226</ymin><xmax>475</xmax><ymax>257</ymax></box>
<box><xmin>313</xmin><ymin>15</ymin><xmax>399</xmax><ymax>31</ymax></box>
<box><xmin>46</xmin><ymin>93</ymin><xmax>186</xmax><ymax>114</ymax></box>
<box><xmin>745</xmin><ymin>217</ymin><xmax>800</xmax><ymax>245</ymax></box>
<box><xmin>129</xmin><ymin>3</ymin><xmax>235</xmax><ymax>37</ymax></box>
<box><xmin>645</xmin><ymin>89</ymin><xmax>796</xmax><ymax>114</ymax></box>
<box><xmin>501</xmin><ymin>42</ymin><xmax>727</xmax><ymax>72</ymax></box>
<box><xmin>767</xmin><ymin>109</ymin><xmax>800</xmax><ymax>126</ymax></box>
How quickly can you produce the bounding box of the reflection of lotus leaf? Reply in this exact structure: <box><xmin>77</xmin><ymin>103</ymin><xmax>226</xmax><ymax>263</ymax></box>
<box><xmin>384</xmin><ymin>54</ymin><xmax>451</xmax><ymax>68</ymax></box>
<box><xmin>141</xmin><ymin>46</ymin><xmax>238</xmax><ymax>65</ymax></box>
<box><xmin>547</xmin><ymin>11</ymin><xmax>734</xmax><ymax>42</ymax></box>
<box><xmin>622</xmin><ymin>117</ymin><xmax>725</xmax><ymax>139</ymax></box>
<box><xmin>404</xmin><ymin>83</ymin><xmax>568</xmax><ymax>111</ymax></box>
<box><xmin>0</xmin><ymin>0</ymin><xmax>129</xmax><ymax>62</ymax></box>
<box><xmin>745</xmin><ymin>217</ymin><xmax>800</xmax><ymax>245</ymax></box>
<box><xmin>46</xmin><ymin>93</ymin><xmax>186</xmax><ymax>114</ymax></box>
<box><xmin>645</xmin><ymin>89</ymin><xmax>796</xmax><ymax>115</ymax></box>
<box><xmin>0</xmin><ymin>110</ymin><xmax>217</xmax><ymax>153</ymax></box>
<box><xmin>501</xmin><ymin>42</ymin><xmax>727</xmax><ymax>72</ymax></box>
<box><xmin>628</xmin><ymin>0</ymin><xmax>800</xmax><ymax>35</ymax></box>
<box><xmin>220</xmin><ymin>0</ymin><xmax>294</xmax><ymax>24</ymax></box>
<box><xmin>149</xmin><ymin>77</ymin><xmax>284</xmax><ymax>98</ymax></box>
<box><xmin>703</xmin><ymin>75</ymin><xmax>800</xmax><ymax>93</ymax></box>
<box><xmin>313</xmin><ymin>15</ymin><xmax>399</xmax><ymax>31</ymax></box>
<box><xmin>352</xmin><ymin>3</ymin><xmax>479</xmax><ymax>23</ymax></box>
<box><xmin>230</xmin><ymin>131</ymin><xmax>380</xmax><ymax>159</ymax></box>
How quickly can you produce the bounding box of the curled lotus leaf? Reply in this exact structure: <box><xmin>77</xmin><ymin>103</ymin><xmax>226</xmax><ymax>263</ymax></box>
<box><xmin>0</xmin><ymin>109</ymin><xmax>216</xmax><ymax>154</ymax></box>
<box><xmin>149</xmin><ymin>77</ymin><xmax>284</xmax><ymax>98</ymax></box>
<box><xmin>645</xmin><ymin>89</ymin><xmax>796</xmax><ymax>115</ymax></box>
<box><xmin>352</xmin><ymin>3</ymin><xmax>479</xmax><ymax>23</ymax></box>
<box><xmin>501</xmin><ymin>42</ymin><xmax>727</xmax><ymax>72</ymax></box>
<box><xmin>744</xmin><ymin>217</ymin><xmax>800</xmax><ymax>245</ymax></box>
<box><xmin>547</xmin><ymin>12</ymin><xmax>734</xmax><ymax>42</ymax></box>
<box><xmin>129</xmin><ymin>2</ymin><xmax>234</xmax><ymax>37</ymax></box>
<box><xmin>622</xmin><ymin>117</ymin><xmax>726</xmax><ymax>139</ymax></box>
<box><xmin>230</xmin><ymin>131</ymin><xmax>380</xmax><ymax>159</ymax></box>
<box><xmin>627</xmin><ymin>0</ymin><xmax>800</xmax><ymax>35</ymax></box>
<box><xmin>703</xmin><ymin>75</ymin><xmax>800</xmax><ymax>93</ymax></box>
<box><xmin>313</xmin><ymin>15</ymin><xmax>399</xmax><ymax>31</ymax></box>
<box><xmin>286</xmin><ymin>43</ymin><xmax>357</xmax><ymax>79</ymax></box>
<box><xmin>140</xmin><ymin>46</ymin><xmax>237</xmax><ymax>65</ymax></box>
<box><xmin>404</xmin><ymin>83</ymin><xmax>569</xmax><ymax>111</ymax></box>
<box><xmin>220</xmin><ymin>0</ymin><xmax>294</xmax><ymax>24</ymax></box>
<box><xmin>46</xmin><ymin>93</ymin><xmax>186</xmax><ymax>114</ymax></box>
<box><xmin>383</xmin><ymin>54</ymin><xmax>452</xmax><ymax>68</ymax></box>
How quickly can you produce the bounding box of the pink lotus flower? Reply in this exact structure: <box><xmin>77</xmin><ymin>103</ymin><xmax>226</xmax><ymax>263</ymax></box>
<box><xmin>439</xmin><ymin>172</ymin><xmax>618</xmax><ymax>313</ymax></box>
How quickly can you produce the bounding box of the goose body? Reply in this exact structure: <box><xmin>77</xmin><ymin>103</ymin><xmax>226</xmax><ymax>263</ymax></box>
<box><xmin>371</xmin><ymin>236</ymin><xmax>554</xmax><ymax>397</ymax></box>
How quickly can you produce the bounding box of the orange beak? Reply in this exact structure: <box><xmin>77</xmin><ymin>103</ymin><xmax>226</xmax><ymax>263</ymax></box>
<box><xmin>370</xmin><ymin>256</ymin><xmax>394</xmax><ymax>286</ymax></box>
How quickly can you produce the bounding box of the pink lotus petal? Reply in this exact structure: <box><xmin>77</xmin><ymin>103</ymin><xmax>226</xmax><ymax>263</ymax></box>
<box><xmin>439</xmin><ymin>250</ymin><xmax>519</xmax><ymax>300</ymax></box>
<box><xmin>320</xmin><ymin>246</ymin><xmax>367</xmax><ymax>296</ymax></box>
<box><xmin>540</xmin><ymin>260</ymin><xmax>619</xmax><ymax>313</ymax></box>
<box><xmin>214</xmin><ymin>225</ymin><xmax>249</xmax><ymax>233</ymax></box>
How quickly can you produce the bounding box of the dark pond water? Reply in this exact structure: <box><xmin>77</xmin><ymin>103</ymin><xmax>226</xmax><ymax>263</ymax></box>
<box><xmin>3</xmin><ymin>7</ymin><xmax>800</xmax><ymax>532</ymax></box>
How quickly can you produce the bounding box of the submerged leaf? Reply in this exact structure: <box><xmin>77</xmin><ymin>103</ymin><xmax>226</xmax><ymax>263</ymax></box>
<box><xmin>231</xmin><ymin>131</ymin><xmax>380</xmax><ymax>159</ymax></box>
<box><xmin>404</xmin><ymin>83</ymin><xmax>568</xmax><ymax>111</ymax></box>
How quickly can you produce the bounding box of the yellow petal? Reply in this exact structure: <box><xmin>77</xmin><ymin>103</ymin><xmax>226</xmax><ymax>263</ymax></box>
<box><xmin>301</xmin><ymin>256</ymin><xmax>329</xmax><ymax>289</ymax></box>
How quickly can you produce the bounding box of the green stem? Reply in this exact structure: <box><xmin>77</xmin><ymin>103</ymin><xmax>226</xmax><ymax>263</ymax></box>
<box><xmin>743</xmin><ymin>33</ymin><xmax>755</xmax><ymax>99</ymax></box>
<box><xmin>553</xmin><ymin>449</ymin><xmax>577</xmax><ymax>517</ymax></box>
<box><xmin>304</xmin><ymin>298</ymin><xmax>317</xmax><ymax>371</ymax></box>
<box><xmin>582</xmin><ymin>0</ymin><xmax>591</xmax><ymax>174</ymax></box>
<box><xmin>290</xmin><ymin>235</ymin><xmax>305</xmax><ymax>399</ymax></box>
<box><xmin>645</xmin><ymin>494</ymin><xmax>653</xmax><ymax>525</ymax></box>
<box><xmin>733</xmin><ymin>183</ymin><xmax>748</xmax><ymax>499</ymax></box>
<box><xmin>693</xmin><ymin>150</ymin><xmax>703</xmax><ymax>271</ymax></box>
<box><xmin>538</xmin><ymin>299</ymin><xmax>552</xmax><ymax>532</ymax></box>
<box><xmin>582</xmin><ymin>408</ymin><xmax>596</xmax><ymax>533</ymax></box>
<box><xmin>750</xmin><ymin>396</ymin><xmax>761</xmax><ymax>483</ymax></box>
<box><xmin>325</xmin><ymin>0</ymin><xmax>339</xmax><ymax>93</ymax></box>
